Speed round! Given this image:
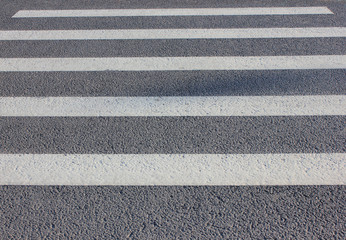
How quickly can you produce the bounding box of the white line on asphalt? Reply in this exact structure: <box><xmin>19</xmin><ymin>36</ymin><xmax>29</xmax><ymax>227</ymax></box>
<box><xmin>1</xmin><ymin>95</ymin><xmax>345</xmax><ymax>117</ymax></box>
<box><xmin>12</xmin><ymin>7</ymin><xmax>333</xmax><ymax>18</ymax></box>
<box><xmin>0</xmin><ymin>154</ymin><xmax>344</xmax><ymax>185</ymax></box>
<box><xmin>0</xmin><ymin>55</ymin><xmax>345</xmax><ymax>71</ymax></box>
<box><xmin>1</xmin><ymin>27</ymin><xmax>345</xmax><ymax>40</ymax></box>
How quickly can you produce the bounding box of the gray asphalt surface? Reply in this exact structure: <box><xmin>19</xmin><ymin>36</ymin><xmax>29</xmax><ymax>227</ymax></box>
<box><xmin>0</xmin><ymin>0</ymin><xmax>345</xmax><ymax>239</ymax></box>
<box><xmin>1</xmin><ymin>186</ymin><xmax>345</xmax><ymax>239</ymax></box>
<box><xmin>2</xmin><ymin>116</ymin><xmax>345</xmax><ymax>154</ymax></box>
<box><xmin>1</xmin><ymin>38</ymin><xmax>346</xmax><ymax>58</ymax></box>
<box><xmin>1</xmin><ymin>70</ymin><xmax>346</xmax><ymax>96</ymax></box>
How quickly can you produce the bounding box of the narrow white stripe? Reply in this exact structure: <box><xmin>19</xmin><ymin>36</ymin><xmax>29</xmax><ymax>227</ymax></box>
<box><xmin>0</xmin><ymin>154</ymin><xmax>344</xmax><ymax>185</ymax></box>
<box><xmin>1</xmin><ymin>27</ymin><xmax>345</xmax><ymax>40</ymax></box>
<box><xmin>0</xmin><ymin>56</ymin><xmax>345</xmax><ymax>72</ymax></box>
<box><xmin>1</xmin><ymin>96</ymin><xmax>344</xmax><ymax>117</ymax></box>
<box><xmin>12</xmin><ymin>7</ymin><xmax>333</xmax><ymax>18</ymax></box>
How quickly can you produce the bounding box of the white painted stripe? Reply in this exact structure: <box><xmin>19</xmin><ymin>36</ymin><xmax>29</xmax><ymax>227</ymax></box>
<box><xmin>0</xmin><ymin>154</ymin><xmax>344</xmax><ymax>185</ymax></box>
<box><xmin>1</xmin><ymin>95</ymin><xmax>345</xmax><ymax>117</ymax></box>
<box><xmin>12</xmin><ymin>7</ymin><xmax>333</xmax><ymax>18</ymax></box>
<box><xmin>1</xmin><ymin>27</ymin><xmax>345</xmax><ymax>40</ymax></box>
<box><xmin>0</xmin><ymin>56</ymin><xmax>345</xmax><ymax>72</ymax></box>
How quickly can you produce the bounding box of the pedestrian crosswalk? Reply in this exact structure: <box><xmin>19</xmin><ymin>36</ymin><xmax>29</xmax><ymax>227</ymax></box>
<box><xmin>0</xmin><ymin>6</ymin><xmax>345</xmax><ymax>186</ymax></box>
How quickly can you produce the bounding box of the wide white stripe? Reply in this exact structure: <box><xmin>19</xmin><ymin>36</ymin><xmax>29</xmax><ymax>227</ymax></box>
<box><xmin>1</xmin><ymin>27</ymin><xmax>345</xmax><ymax>40</ymax></box>
<box><xmin>12</xmin><ymin>7</ymin><xmax>333</xmax><ymax>18</ymax></box>
<box><xmin>0</xmin><ymin>56</ymin><xmax>345</xmax><ymax>72</ymax></box>
<box><xmin>1</xmin><ymin>96</ymin><xmax>345</xmax><ymax>117</ymax></box>
<box><xmin>0</xmin><ymin>154</ymin><xmax>344</xmax><ymax>185</ymax></box>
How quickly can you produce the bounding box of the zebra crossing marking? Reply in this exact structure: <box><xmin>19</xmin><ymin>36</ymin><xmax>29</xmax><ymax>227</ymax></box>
<box><xmin>1</xmin><ymin>95</ymin><xmax>345</xmax><ymax>117</ymax></box>
<box><xmin>12</xmin><ymin>7</ymin><xmax>333</xmax><ymax>18</ymax></box>
<box><xmin>1</xmin><ymin>27</ymin><xmax>345</xmax><ymax>40</ymax></box>
<box><xmin>1</xmin><ymin>154</ymin><xmax>344</xmax><ymax>185</ymax></box>
<box><xmin>1</xmin><ymin>55</ymin><xmax>345</xmax><ymax>71</ymax></box>
<box><xmin>1</xmin><ymin>6</ymin><xmax>345</xmax><ymax>187</ymax></box>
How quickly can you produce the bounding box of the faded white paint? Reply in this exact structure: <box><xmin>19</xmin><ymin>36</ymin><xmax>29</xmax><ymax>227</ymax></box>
<box><xmin>12</xmin><ymin>7</ymin><xmax>333</xmax><ymax>18</ymax></box>
<box><xmin>0</xmin><ymin>95</ymin><xmax>345</xmax><ymax>117</ymax></box>
<box><xmin>0</xmin><ymin>154</ymin><xmax>344</xmax><ymax>185</ymax></box>
<box><xmin>0</xmin><ymin>55</ymin><xmax>345</xmax><ymax>72</ymax></box>
<box><xmin>1</xmin><ymin>27</ymin><xmax>345</xmax><ymax>40</ymax></box>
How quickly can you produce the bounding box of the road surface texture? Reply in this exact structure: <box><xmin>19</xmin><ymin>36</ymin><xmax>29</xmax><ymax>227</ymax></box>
<box><xmin>0</xmin><ymin>0</ymin><xmax>345</xmax><ymax>239</ymax></box>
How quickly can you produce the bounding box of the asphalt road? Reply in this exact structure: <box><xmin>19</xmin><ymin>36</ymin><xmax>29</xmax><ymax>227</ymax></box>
<box><xmin>1</xmin><ymin>186</ymin><xmax>344</xmax><ymax>239</ymax></box>
<box><xmin>0</xmin><ymin>0</ymin><xmax>345</xmax><ymax>239</ymax></box>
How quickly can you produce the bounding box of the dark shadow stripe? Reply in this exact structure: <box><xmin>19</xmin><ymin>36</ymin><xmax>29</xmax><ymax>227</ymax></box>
<box><xmin>1</xmin><ymin>116</ymin><xmax>345</xmax><ymax>154</ymax></box>
<box><xmin>1</xmin><ymin>70</ymin><xmax>345</xmax><ymax>97</ymax></box>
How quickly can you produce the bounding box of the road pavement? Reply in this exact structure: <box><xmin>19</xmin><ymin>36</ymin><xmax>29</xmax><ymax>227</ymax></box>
<box><xmin>0</xmin><ymin>0</ymin><xmax>345</xmax><ymax>238</ymax></box>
